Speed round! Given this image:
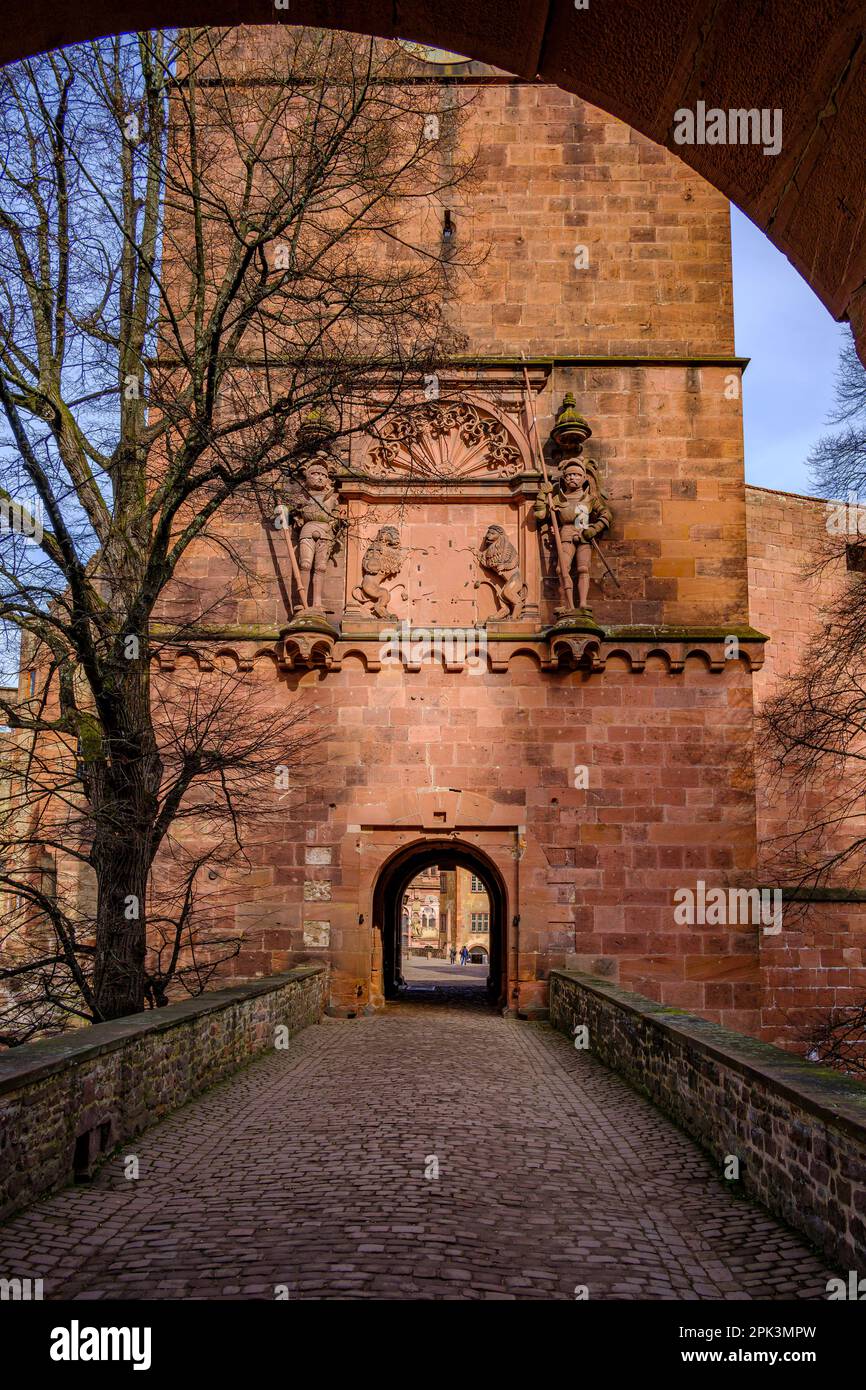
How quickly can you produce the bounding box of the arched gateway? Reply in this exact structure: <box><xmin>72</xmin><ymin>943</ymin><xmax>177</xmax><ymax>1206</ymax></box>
<box><xmin>372</xmin><ymin>840</ymin><xmax>508</xmax><ymax>1005</ymax></box>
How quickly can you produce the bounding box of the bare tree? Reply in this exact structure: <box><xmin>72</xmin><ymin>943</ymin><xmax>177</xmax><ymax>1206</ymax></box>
<box><xmin>803</xmin><ymin>1003</ymin><xmax>866</xmax><ymax>1079</ymax></box>
<box><xmin>808</xmin><ymin>325</ymin><xmax>866</xmax><ymax>501</ymax></box>
<box><xmin>757</xmin><ymin>327</ymin><xmax>866</xmax><ymax>896</ymax></box>
<box><xmin>0</xmin><ymin>26</ymin><xmax>477</xmax><ymax>1023</ymax></box>
<box><xmin>0</xmin><ymin>664</ymin><xmax>320</xmax><ymax>1042</ymax></box>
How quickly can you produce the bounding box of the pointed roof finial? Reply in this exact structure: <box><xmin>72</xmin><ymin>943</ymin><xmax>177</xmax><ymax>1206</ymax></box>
<box><xmin>295</xmin><ymin>407</ymin><xmax>333</xmax><ymax>451</ymax></box>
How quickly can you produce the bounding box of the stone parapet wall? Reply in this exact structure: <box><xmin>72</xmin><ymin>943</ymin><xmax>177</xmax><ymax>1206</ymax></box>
<box><xmin>0</xmin><ymin>966</ymin><xmax>327</xmax><ymax>1223</ymax></box>
<box><xmin>550</xmin><ymin>969</ymin><xmax>866</xmax><ymax>1270</ymax></box>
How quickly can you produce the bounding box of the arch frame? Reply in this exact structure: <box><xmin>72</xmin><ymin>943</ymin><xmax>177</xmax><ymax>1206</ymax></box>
<box><xmin>372</xmin><ymin>836</ymin><xmax>509</xmax><ymax>1007</ymax></box>
<box><xmin>1</xmin><ymin>4</ymin><xmax>862</xmax><ymax>365</ymax></box>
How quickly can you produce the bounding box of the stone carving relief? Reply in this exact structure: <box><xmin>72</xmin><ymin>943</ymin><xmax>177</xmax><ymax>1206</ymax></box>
<box><xmin>475</xmin><ymin>525</ymin><xmax>527</xmax><ymax>620</ymax></box>
<box><xmin>352</xmin><ymin>525</ymin><xmax>407</xmax><ymax>619</ymax></box>
<box><xmin>286</xmin><ymin>453</ymin><xmax>344</xmax><ymax>613</ymax></box>
<box><xmin>533</xmin><ymin>395</ymin><xmax>613</xmax><ymax>617</ymax></box>
<box><xmin>338</xmin><ymin>389</ymin><xmax>549</xmax><ymax>629</ymax></box>
<box><xmin>360</xmin><ymin>399</ymin><xmax>527</xmax><ymax>479</ymax></box>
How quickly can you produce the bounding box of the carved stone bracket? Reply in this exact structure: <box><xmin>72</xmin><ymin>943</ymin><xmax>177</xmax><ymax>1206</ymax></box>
<box><xmin>278</xmin><ymin>626</ymin><xmax>339</xmax><ymax>671</ymax></box>
<box><xmin>547</xmin><ymin>636</ymin><xmax>606</xmax><ymax>671</ymax></box>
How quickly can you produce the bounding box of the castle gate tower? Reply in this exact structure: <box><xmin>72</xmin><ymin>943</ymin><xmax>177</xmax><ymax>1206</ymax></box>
<box><xmin>163</xmin><ymin>32</ymin><xmax>761</xmax><ymax>1023</ymax></box>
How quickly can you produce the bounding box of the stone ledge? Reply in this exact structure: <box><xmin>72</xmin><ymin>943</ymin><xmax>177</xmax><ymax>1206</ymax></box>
<box><xmin>551</xmin><ymin>971</ymin><xmax>866</xmax><ymax>1138</ymax></box>
<box><xmin>152</xmin><ymin>622</ymin><xmax>769</xmax><ymax>644</ymax></box>
<box><xmin>0</xmin><ymin>967</ymin><xmax>326</xmax><ymax>1096</ymax></box>
<box><xmin>549</xmin><ymin>970</ymin><xmax>866</xmax><ymax>1268</ymax></box>
<box><xmin>0</xmin><ymin>967</ymin><xmax>328</xmax><ymax>1223</ymax></box>
<box><xmin>151</xmin><ymin>627</ymin><xmax>768</xmax><ymax>676</ymax></box>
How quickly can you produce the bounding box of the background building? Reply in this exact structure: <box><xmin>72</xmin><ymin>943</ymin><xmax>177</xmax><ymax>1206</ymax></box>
<box><xmin>402</xmin><ymin>865</ymin><xmax>445</xmax><ymax>958</ymax></box>
<box><xmin>402</xmin><ymin>866</ymin><xmax>490</xmax><ymax>964</ymax></box>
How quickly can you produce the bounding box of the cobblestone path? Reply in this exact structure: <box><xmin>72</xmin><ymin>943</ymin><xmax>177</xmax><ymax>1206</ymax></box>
<box><xmin>0</xmin><ymin>997</ymin><xmax>835</xmax><ymax>1300</ymax></box>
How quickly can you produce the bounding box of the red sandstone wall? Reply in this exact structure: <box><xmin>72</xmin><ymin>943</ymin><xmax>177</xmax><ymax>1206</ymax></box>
<box><xmin>747</xmin><ymin>485</ymin><xmax>844</xmax><ymax>702</ymax></box>
<box><xmin>173</xmin><ymin>647</ymin><xmax>760</xmax><ymax>1030</ymax></box>
<box><xmin>151</xmin><ymin>33</ymin><xmax>757</xmax><ymax>1029</ymax></box>
<box><xmin>212</xmin><ymin>30</ymin><xmax>735</xmax><ymax>360</ymax></box>
<box><xmin>747</xmin><ymin>485</ymin><xmax>866</xmax><ymax>1049</ymax></box>
<box><xmin>746</xmin><ymin>484</ymin><xmax>846</xmax><ymax>854</ymax></box>
<box><xmin>162</xmin><ymin>35</ymin><xmax>748</xmax><ymax>634</ymax></box>
<box><xmin>456</xmin><ymin>86</ymin><xmax>734</xmax><ymax>358</ymax></box>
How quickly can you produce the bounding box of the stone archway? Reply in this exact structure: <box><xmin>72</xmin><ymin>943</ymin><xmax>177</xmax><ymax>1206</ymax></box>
<box><xmin>372</xmin><ymin>838</ymin><xmax>508</xmax><ymax>1007</ymax></box>
<box><xmin>2</xmin><ymin>3</ymin><xmax>863</xmax><ymax>363</ymax></box>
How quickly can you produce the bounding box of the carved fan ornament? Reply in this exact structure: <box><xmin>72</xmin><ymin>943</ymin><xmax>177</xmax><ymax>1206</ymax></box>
<box><xmin>360</xmin><ymin>400</ymin><xmax>527</xmax><ymax>479</ymax></box>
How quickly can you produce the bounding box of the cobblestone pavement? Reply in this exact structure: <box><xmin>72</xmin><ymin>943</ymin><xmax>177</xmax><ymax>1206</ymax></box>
<box><xmin>0</xmin><ymin>998</ymin><xmax>836</xmax><ymax>1300</ymax></box>
<box><xmin>402</xmin><ymin>957</ymin><xmax>488</xmax><ymax>987</ymax></box>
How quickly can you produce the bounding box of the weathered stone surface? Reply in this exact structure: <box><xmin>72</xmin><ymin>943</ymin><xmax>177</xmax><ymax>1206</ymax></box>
<box><xmin>303</xmin><ymin>922</ymin><xmax>330</xmax><ymax>948</ymax></box>
<box><xmin>304</xmin><ymin>847</ymin><xmax>332</xmax><ymax>866</ymax></box>
<box><xmin>0</xmin><ymin>967</ymin><xmax>327</xmax><ymax>1223</ymax></box>
<box><xmin>303</xmin><ymin>881</ymin><xmax>332</xmax><ymax>901</ymax></box>
<box><xmin>550</xmin><ymin>970</ymin><xmax>866</xmax><ymax>1271</ymax></box>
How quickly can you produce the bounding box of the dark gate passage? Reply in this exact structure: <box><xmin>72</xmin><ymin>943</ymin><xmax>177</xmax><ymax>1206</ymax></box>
<box><xmin>373</xmin><ymin>841</ymin><xmax>507</xmax><ymax>1006</ymax></box>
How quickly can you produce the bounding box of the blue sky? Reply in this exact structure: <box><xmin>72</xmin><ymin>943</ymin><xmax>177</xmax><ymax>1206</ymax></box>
<box><xmin>731</xmin><ymin>205</ymin><xmax>847</xmax><ymax>497</ymax></box>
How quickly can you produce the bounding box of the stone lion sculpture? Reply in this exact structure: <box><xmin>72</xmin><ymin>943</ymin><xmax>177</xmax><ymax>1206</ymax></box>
<box><xmin>352</xmin><ymin>526</ymin><xmax>407</xmax><ymax>619</ymax></box>
<box><xmin>476</xmin><ymin>524</ymin><xmax>527</xmax><ymax>619</ymax></box>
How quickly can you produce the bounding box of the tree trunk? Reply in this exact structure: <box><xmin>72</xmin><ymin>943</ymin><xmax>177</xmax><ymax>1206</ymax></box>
<box><xmin>89</xmin><ymin>658</ymin><xmax>161</xmax><ymax>1020</ymax></box>
<box><xmin>91</xmin><ymin>827</ymin><xmax>151</xmax><ymax>1018</ymax></box>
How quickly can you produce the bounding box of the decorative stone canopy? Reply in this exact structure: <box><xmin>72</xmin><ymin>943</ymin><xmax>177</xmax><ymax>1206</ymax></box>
<box><xmin>358</xmin><ymin>397</ymin><xmax>533</xmax><ymax>481</ymax></box>
<box><xmin>550</xmin><ymin>393</ymin><xmax>591</xmax><ymax>452</ymax></box>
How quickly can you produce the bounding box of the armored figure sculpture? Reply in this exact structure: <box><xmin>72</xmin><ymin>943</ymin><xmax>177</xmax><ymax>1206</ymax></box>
<box><xmin>289</xmin><ymin>454</ymin><xmax>343</xmax><ymax>612</ymax></box>
<box><xmin>353</xmin><ymin>525</ymin><xmax>407</xmax><ymax>619</ymax></box>
<box><xmin>476</xmin><ymin>524</ymin><xmax>527</xmax><ymax>619</ymax></box>
<box><xmin>533</xmin><ymin>395</ymin><xmax>613</xmax><ymax>614</ymax></box>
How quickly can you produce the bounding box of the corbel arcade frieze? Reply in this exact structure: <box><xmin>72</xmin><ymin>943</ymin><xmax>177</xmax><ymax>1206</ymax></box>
<box><xmin>151</xmin><ymin>624</ymin><xmax>767</xmax><ymax>677</ymax></box>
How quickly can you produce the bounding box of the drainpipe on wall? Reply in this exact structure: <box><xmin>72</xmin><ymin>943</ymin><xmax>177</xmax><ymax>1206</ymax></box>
<box><xmin>511</xmin><ymin>914</ymin><xmax>521</xmax><ymax>1017</ymax></box>
<box><xmin>509</xmin><ymin>823</ymin><xmax>524</xmax><ymax>1017</ymax></box>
